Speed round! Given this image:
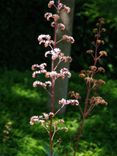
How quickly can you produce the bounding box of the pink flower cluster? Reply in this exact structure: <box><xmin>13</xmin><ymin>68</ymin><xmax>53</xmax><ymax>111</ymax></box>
<box><xmin>30</xmin><ymin>112</ymin><xmax>54</xmax><ymax>125</ymax></box>
<box><xmin>59</xmin><ymin>98</ymin><xmax>79</xmax><ymax>106</ymax></box>
<box><xmin>62</xmin><ymin>35</ymin><xmax>75</xmax><ymax>44</ymax></box>
<box><xmin>45</xmin><ymin>48</ymin><xmax>61</xmax><ymax>60</ymax></box>
<box><xmin>33</xmin><ymin>81</ymin><xmax>52</xmax><ymax>88</ymax></box>
<box><xmin>45</xmin><ymin>68</ymin><xmax>71</xmax><ymax>80</ymax></box>
<box><xmin>32</xmin><ymin>63</ymin><xmax>47</xmax><ymax>78</ymax></box>
<box><xmin>37</xmin><ymin>34</ymin><xmax>54</xmax><ymax>47</ymax></box>
<box><xmin>48</xmin><ymin>1</ymin><xmax>71</xmax><ymax>14</ymax></box>
<box><xmin>45</xmin><ymin>48</ymin><xmax>72</xmax><ymax>62</ymax></box>
<box><xmin>44</xmin><ymin>12</ymin><xmax>60</xmax><ymax>22</ymax></box>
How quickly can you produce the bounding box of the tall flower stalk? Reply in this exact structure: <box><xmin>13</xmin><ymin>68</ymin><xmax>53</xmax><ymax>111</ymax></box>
<box><xmin>72</xmin><ymin>18</ymin><xmax>108</xmax><ymax>156</ymax></box>
<box><xmin>30</xmin><ymin>1</ymin><xmax>78</xmax><ymax>155</ymax></box>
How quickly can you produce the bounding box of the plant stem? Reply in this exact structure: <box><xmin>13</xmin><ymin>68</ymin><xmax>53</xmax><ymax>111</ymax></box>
<box><xmin>73</xmin><ymin>116</ymin><xmax>85</xmax><ymax>156</ymax></box>
<box><xmin>84</xmin><ymin>83</ymin><xmax>91</xmax><ymax>114</ymax></box>
<box><xmin>49</xmin><ymin>119</ymin><xmax>53</xmax><ymax>156</ymax></box>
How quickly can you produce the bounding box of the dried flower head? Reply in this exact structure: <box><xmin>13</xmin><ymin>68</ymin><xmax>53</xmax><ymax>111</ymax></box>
<box><xmin>97</xmin><ymin>67</ymin><xmax>105</xmax><ymax>73</ymax></box>
<box><xmin>69</xmin><ymin>91</ymin><xmax>81</xmax><ymax>99</ymax></box>
<box><xmin>93</xmin><ymin>79</ymin><xmax>105</xmax><ymax>89</ymax></box>
<box><xmin>99</xmin><ymin>51</ymin><xmax>108</xmax><ymax>57</ymax></box>
<box><xmin>86</xmin><ymin>49</ymin><xmax>94</xmax><ymax>54</ymax></box>
<box><xmin>90</xmin><ymin>66</ymin><xmax>97</xmax><ymax>72</ymax></box>
<box><xmin>85</xmin><ymin>77</ymin><xmax>94</xmax><ymax>84</ymax></box>
<box><xmin>79</xmin><ymin>73</ymin><xmax>86</xmax><ymax>78</ymax></box>
<box><xmin>99</xmin><ymin>17</ymin><xmax>105</xmax><ymax>25</ymax></box>
<box><xmin>90</xmin><ymin>96</ymin><xmax>107</xmax><ymax>105</ymax></box>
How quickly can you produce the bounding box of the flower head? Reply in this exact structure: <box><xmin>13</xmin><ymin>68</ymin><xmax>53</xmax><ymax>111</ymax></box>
<box><xmin>37</xmin><ymin>34</ymin><xmax>54</xmax><ymax>47</ymax></box>
<box><xmin>59</xmin><ymin>98</ymin><xmax>79</xmax><ymax>106</ymax></box>
<box><xmin>48</xmin><ymin>0</ymin><xmax>54</xmax><ymax>8</ymax></box>
<box><xmin>45</xmin><ymin>48</ymin><xmax>61</xmax><ymax>60</ymax></box>
<box><xmin>90</xmin><ymin>96</ymin><xmax>107</xmax><ymax>106</ymax></box>
<box><xmin>62</xmin><ymin>35</ymin><xmax>75</xmax><ymax>44</ymax></box>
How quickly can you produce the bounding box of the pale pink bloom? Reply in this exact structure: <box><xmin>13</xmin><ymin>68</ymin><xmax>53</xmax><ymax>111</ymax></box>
<box><xmin>52</xmin><ymin>14</ymin><xmax>60</xmax><ymax>22</ymax></box>
<box><xmin>59</xmin><ymin>53</ymin><xmax>72</xmax><ymax>62</ymax></box>
<box><xmin>37</xmin><ymin>34</ymin><xmax>54</xmax><ymax>47</ymax></box>
<box><xmin>45</xmin><ymin>71</ymin><xmax>59</xmax><ymax>79</ymax></box>
<box><xmin>48</xmin><ymin>0</ymin><xmax>54</xmax><ymax>8</ymax></box>
<box><xmin>32</xmin><ymin>63</ymin><xmax>47</xmax><ymax>71</ymax></box>
<box><xmin>42</xmin><ymin>113</ymin><xmax>49</xmax><ymax>120</ymax></box>
<box><xmin>39</xmin><ymin>63</ymin><xmax>47</xmax><ymax>70</ymax></box>
<box><xmin>31</xmin><ymin>64</ymin><xmax>40</xmax><ymax>70</ymax></box>
<box><xmin>44</xmin><ymin>40</ymin><xmax>50</xmax><ymax>47</ymax></box>
<box><xmin>51</xmin><ymin>22</ymin><xmax>55</xmax><ymax>27</ymax></box>
<box><xmin>38</xmin><ymin>34</ymin><xmax>51</xmax><ymax>42</ymax></box>
<box><xmin>30</xmin><ymin>116</ymin><xmax>39</xmax><ymax>125</ymax></box>
<box><xmin>45</xmin><ymin>48</ymin><xmax>61</xmax><ymax>60</ymax></box>
<box><xmin>44</xmin><ymin>12</ymin><xmax>60</xmax><ymax>22</ymax></box>
<box><xmin>58</xmin><ymin>23</ymin><xmax>65</xmax><ymax>30</ymax></box>
<box><xmin>32</xmin><ymin>69</ymin><xmax>46</xmax><ymax>78</ymax></box>
<box><xmin>59</xmin><ymin>119</ymin><xmax>64</xmax><ymax>124</ymax></box>
<box><xmin>60</xmin><ymin>68</ymin><xmax>71</xmax><ymax>78</ymax></box>
<box><xmin>59</xmin><ymin>98</ymin><xmax>79</xmax><ymax>106</ymax></box>
<box><xmin>63</xmin><ymin>5</ymin><xmax>71</xmax><ymax>13</ymax></box>
<box><xmin>49</xmin><ymin>112</ymin><xmax>54</xmax><ymax>117</ymax></box>
<box><xmin>58</xmin><ymin>3</ymin><xmax>63</xmax><ymax>10</ymax></box>
<box><xmin>44</xmin><ymin>12</ymin><xmax>53</xmax><ymax>21</ymax></box>
<box><xmin>33</xmin><ymin>81</ymin><xmax>46</xmax><ymax>88</ymax></box>
<box><xmin>32</xmin><ymin>71</ymin><xmax>41</xmax><ymax>78</ymax></box>
<box><xmin>33</xmin><ymin>81</ymin><xmax>52</xmax><ymax>88</ymax></box>
<box><xmin>45</xmin><ymin>81</ymin><xmax>52</xmax><ymax>87</ymax></box>
<box><xmin>62</xmin><ymin>35</ymin><xmax>75</xmax><ymax>43</ymax></box>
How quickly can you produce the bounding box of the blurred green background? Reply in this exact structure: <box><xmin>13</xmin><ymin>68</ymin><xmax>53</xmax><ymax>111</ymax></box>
<box><xmin>0</xmin><ymin>0</ymin><xmax>117</xmax><ymax>155</ymax></box>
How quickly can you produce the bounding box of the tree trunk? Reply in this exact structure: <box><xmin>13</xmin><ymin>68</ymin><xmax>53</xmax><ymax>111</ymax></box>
<box><xmin>54</xmin><ymin>0</ymin><xmax>75</xmax><ymax>113</ymax></box>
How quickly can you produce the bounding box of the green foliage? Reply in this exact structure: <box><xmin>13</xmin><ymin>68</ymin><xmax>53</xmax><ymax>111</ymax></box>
<box><xmin>0</xmin><ymin>70</ymin><xmax>117</xmax><ymax>155</ymax></box>
<box><xmin>17</xmin><ymin>136</ymin><xmax>47</xmax><ymax>156</ymax></box>
<box><xmin>82</xmin><ymin>0</ymin><xmax>117</xmax><ymax>28</ymax></box>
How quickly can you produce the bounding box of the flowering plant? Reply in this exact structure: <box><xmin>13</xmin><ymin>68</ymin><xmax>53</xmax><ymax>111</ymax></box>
<box><xmin>30</xmin><ymin>1</ymin><xmax>78</xmax><ymax>155</ymax></box>
<box><xmin>70</xmin><ymin>17</ymin><xmax>108</xmax><ymax>156</ymax></box>
<box><xmin>29</xmin><ymin>0</ymin><xmax>108</xmax><ymax>155</ymax></box>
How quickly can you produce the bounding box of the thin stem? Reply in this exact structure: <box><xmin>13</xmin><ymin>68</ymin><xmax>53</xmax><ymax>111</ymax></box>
<box><xmin>78</xmin><ymin>104</ymin><xmax>84</xmax><ymax>117</ymax></box>
<box><xmin>56</xmin><ymin>38</ymin><xmax>63</xmax><ymax>45</ymax></box>
<box><xmin>84</xmin><ymin>83</ymin><xmax>91</xmax><ymax>114</ymax></box>
<box><xmin>94</xmin><ymin>24</ymin><xmax>101</xmax><ymax>65</ymax></box>
<box><xmin>54</xmin><ymin>59</ymin><xmax>61</xmax><ymax>71</ymax></box>
<box><xmin>49</xmin><ymin>119</ymin><xmax>53</xmax><ymax>156</ymax></box>
<box><xmin>44</xmin><ymin>88</ymin><xmax>52</xmax><ymax>96</ymax></box>
<box><xmin>73</xmin><ymin>116</ymin><xmax>85</xmax><ymax>156</ymax></box>
<box><xmin>54</xmin><ymin>104</ymin><xmax>64</xmax><ymax>116</ymax></box>
<box><xmin>49</xmin><ymin>1</ymin><xmax>60</xmax><ymax>155</ymax></box>
<box><xmin>86</xmin><ymin>104</ymin><xmax>96</xmax><ymax>116</ymax></box>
